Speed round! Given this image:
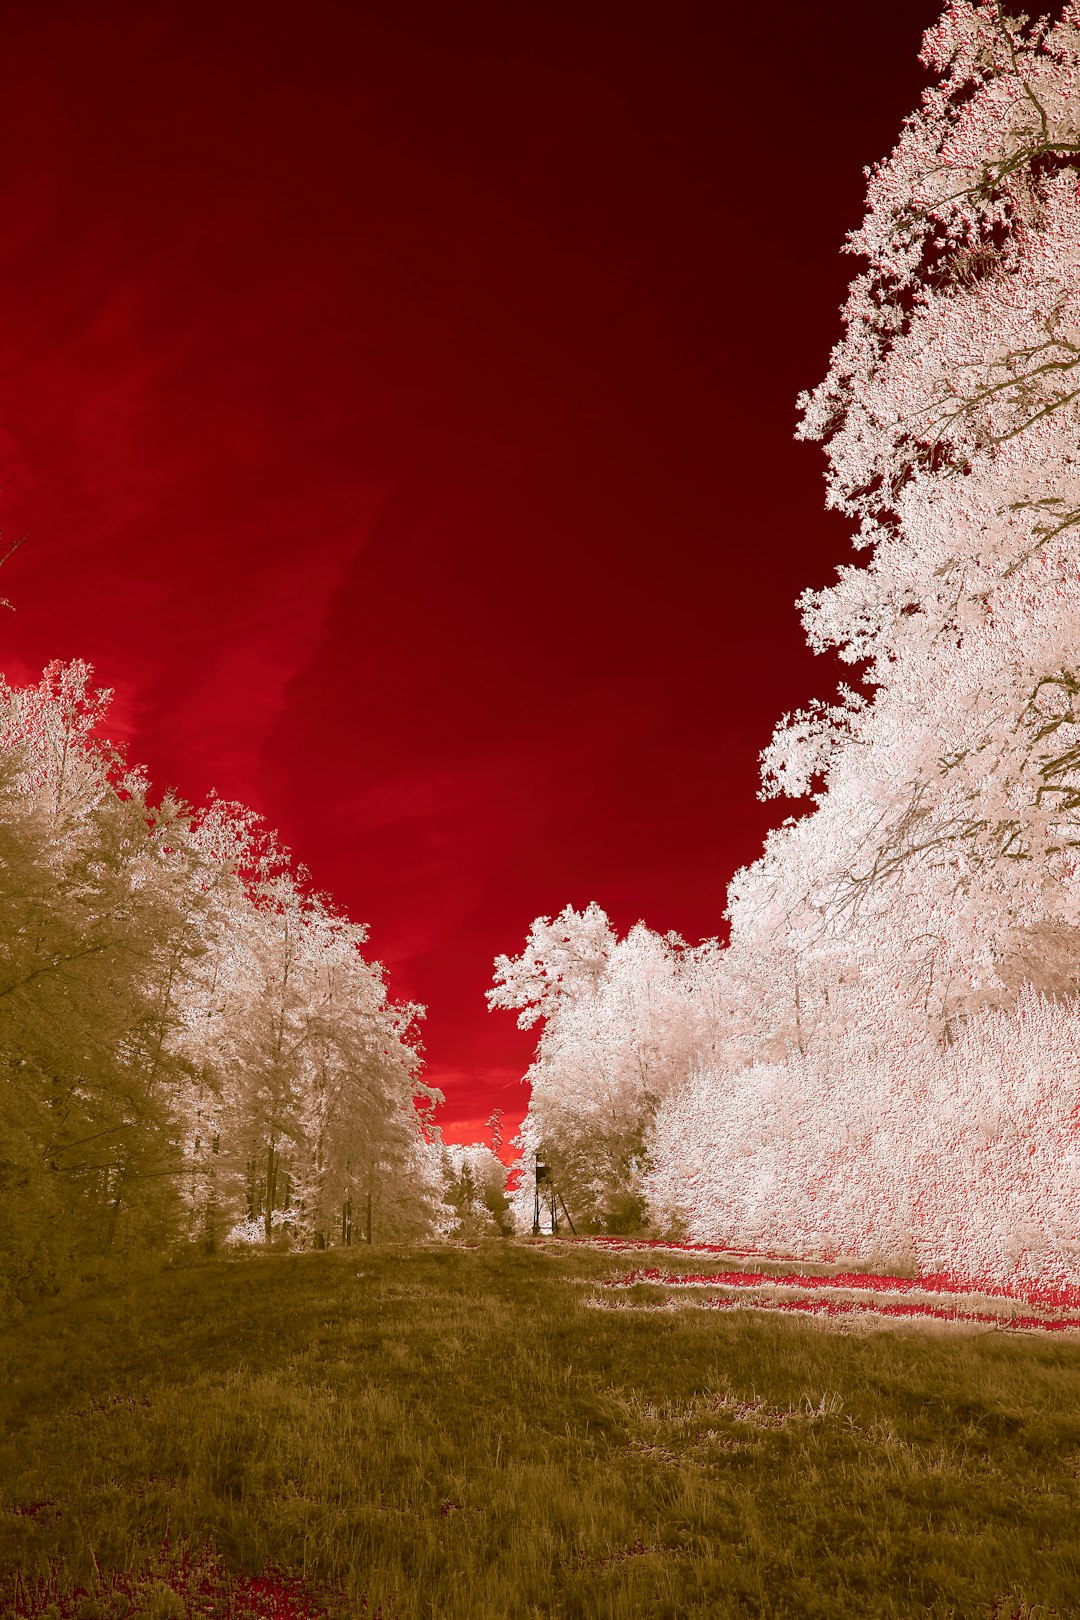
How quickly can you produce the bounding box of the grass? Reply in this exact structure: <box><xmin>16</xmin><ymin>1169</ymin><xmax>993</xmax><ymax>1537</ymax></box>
<box><xmin>2</xmin><ymin>1239</ymin><xmax>1080</xmax><ymax>1617</ymax></box>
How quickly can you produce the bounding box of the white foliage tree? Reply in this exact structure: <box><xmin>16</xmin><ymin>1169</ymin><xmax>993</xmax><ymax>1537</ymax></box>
<box><xmin>0</xmin><ymin>660</ymin><xmax>443</xmax><ymax>1303</ymax></box>
<box><xmin>504</xmin><ymin>3</ymin><xmax>1080</xmax><ymax>1289</ymax></box>
<box><xmin>439</xmin><ymin>1141</ymin><xmax>513</xmax><ymax>1239</ymax></box>
<box><xmin>491</xmin><ymin>909</ymin><xmax>728</xmax><ymax>1233</ymax></box>
<box><xmin>177</xmin><ymin>800</ymin><xmax>442</xmax><ymax>1250</ymax></box>
<box><xmin>0</xmin><ymin>663</ymin><xmax>210</xmax><ymax>1296</ymax></box>
<box><xmin>646</xmin><ymin>0</ymin><xmax>1080</xmax><ymax>1287</ymax></box>
<box><xmin>645</xmin><ymin>990</ymin><xmax>1080</xmax><ymax>1289</ymax></box>
<box><xmin>752</xmin><ymin>0</ymin><xmax>1080</xmax><ymax>1006</ymax></box>
<box><xmin>488</xmin><ymin>902</ymin><xmax>616</xmax><ymax>1029</ymax></box>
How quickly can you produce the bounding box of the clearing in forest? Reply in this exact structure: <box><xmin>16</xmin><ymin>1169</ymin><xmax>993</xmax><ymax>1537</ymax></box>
<box><xmin>3</xmin><ymin>1241</ymin><xmax>1080</xmax><ymax>1619</ymax></box>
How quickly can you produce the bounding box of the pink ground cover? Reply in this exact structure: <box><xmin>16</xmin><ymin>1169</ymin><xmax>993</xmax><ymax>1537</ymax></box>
<box><xmin>572</xmin><ymin>1237</ymin><xmax>1080</xmax><ymax>1330</ymax></box>
<box><xmin>2</xmin><ymin>1532</ymin><xmax>377</xmax><ymax>1620</ymax></box>
<box><xmin>693</xmin><ymin>1295</ymin><xmax>1080</xmax><ymax>1332</ymax></box>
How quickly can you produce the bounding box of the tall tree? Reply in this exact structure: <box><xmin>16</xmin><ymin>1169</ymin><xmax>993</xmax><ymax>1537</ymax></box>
<box><xmin>497</xmin><ymin>5</ymin><xmax>1080</xmax><ymax>1287</ymax></box>
<box><xmin>491</xmin><ymin>911</ymin><xmax>727</xmax><ymax>1232</ymax></box>
<box><xmin>0</xmin><ymin>661</ymin><xmax>442</xmax><ymax>1303</ymax></box>
<box><xmin>647</xmin><ymin>0</ymin><xmax>1080</xmax><ymax>1286</ymax></box>
<box><xmin>0</xmin><ymin>664</ymin><xmax>206</xmax><ymax>1294</ymax></box>
<box><xmin>751</xmin><ymin>0</ymin><xmax>1080</xmax><ymax>1012</ymax></box>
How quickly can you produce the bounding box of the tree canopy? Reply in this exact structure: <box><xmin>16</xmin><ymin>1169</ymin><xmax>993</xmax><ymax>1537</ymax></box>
<box><xmin>0</xmin><ymin>661</ymin><xmax>447</xmax><ymax>1306</ymax></box>
<box><xmin>491</xmin><ymin>2</ymin><xmax>1080</xmax><ymax>1289</ymax></box>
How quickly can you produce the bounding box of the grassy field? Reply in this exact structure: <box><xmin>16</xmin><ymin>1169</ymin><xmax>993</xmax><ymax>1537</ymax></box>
<box><xmin>3</xmin><ymin>1239</ymin><xmax>1080</xmax><ymax>1618</ymax></box>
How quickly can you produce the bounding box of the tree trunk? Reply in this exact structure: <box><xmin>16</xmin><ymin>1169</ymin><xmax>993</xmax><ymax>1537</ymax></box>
<box><xmin>103</xmin><ymin>1161</ymin><xmax>127</xmax><ymax>1254</ymax></box>
<box><xmin>264</xmin><ymin>1140</ymin><xmax>276</xmax><ymax>1245</ymax></box>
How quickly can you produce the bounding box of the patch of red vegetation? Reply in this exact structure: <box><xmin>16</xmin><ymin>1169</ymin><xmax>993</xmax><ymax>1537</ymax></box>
<box><xmin>577</xmin><ymin>1237</ymin><xmax>1080</xmax><ymax>1313</ymax></box>
<box><xmin>694</xmin><ymin>1294</ymin><xmax>1080</xmax><ymax>1333</ymax></box>
<box><xmin>604</xmin><ymin>1265</ymin><xmax>1080</xmax><ymax>1312</ymax></box>
<box><xmin>3</xmin><ymin>1532</ymin><xmax>386</xmax><ymax>1620</ymax></box>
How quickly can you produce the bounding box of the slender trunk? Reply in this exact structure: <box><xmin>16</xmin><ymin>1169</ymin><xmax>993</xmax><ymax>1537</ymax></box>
<box><xmin>264</xmin><ymin>1140</ymin><xmax>276</xmax><ymax>1245</ymax></box>
<box><xmin>793</xmin><ymin>958</ymin><xmax>805</xmax><ymax>1056</ymax></box>
<box><xmin>103</xmin><ymin>1161</ymin><xmax>128</xmax><ymax>1254</ymax></box>
<box><xmin>54</xmin><ymin>716</ymin><xmax>71</xmax><ymax>815</ymax></box>
<box><xmin>264</xmin><ymin>921</ymin><xmax>291</xmax><ymax>1247</ymax></box>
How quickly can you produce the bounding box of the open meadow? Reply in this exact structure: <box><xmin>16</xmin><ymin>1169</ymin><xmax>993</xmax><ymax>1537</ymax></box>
<box><xmin>3</xmin><ymin>1241</ymin><xmax>1080</xmax><ymax>1619</ymax></box>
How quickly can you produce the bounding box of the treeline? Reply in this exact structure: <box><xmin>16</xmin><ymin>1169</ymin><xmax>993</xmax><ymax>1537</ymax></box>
<box><xmin>0</xmin><ymin>660</ymin><xmax>452</xmax><ymax>1307</ymax></box>
<box><xmin>491</xmin><ymin>2</ymin><xmax>1080</xmax><ymax>1289</ymax></box>
<box><xmin>492</xmin><ymin>905</ymin><xmax>1080</xmax><ymax>1285</ymax></box>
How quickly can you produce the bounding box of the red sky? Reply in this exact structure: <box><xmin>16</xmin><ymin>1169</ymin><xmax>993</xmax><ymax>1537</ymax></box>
<box><xmin>0</xmin><ymin>0</ymin><xmax>943</xmax><ymax>1145</ymax></box>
